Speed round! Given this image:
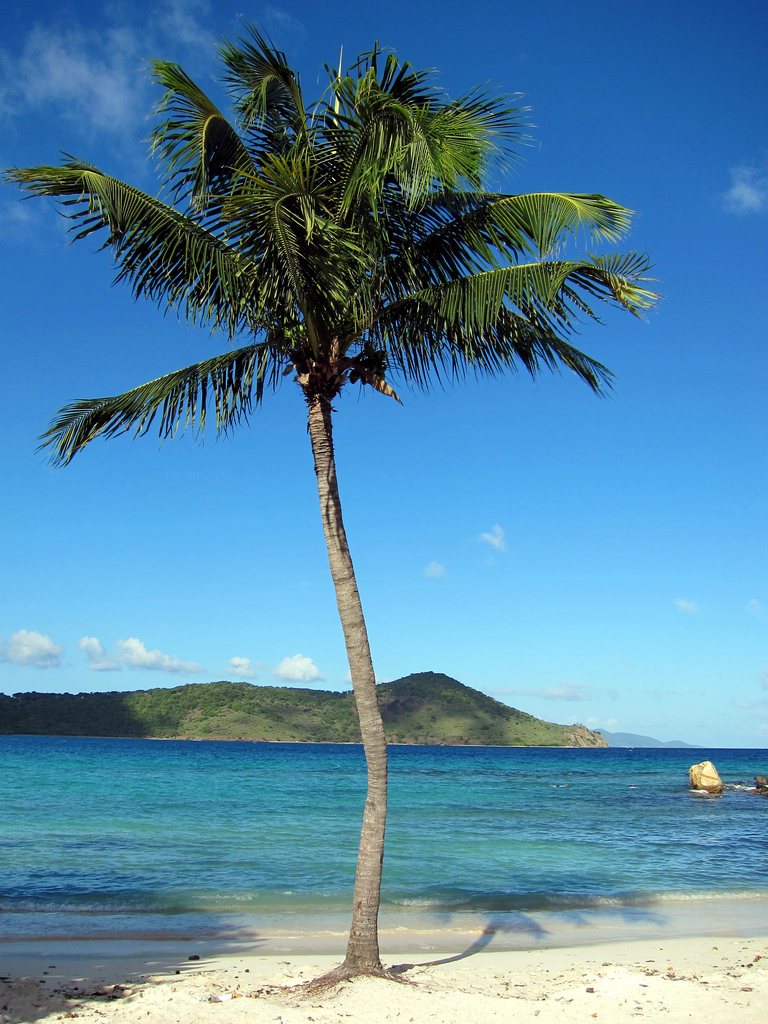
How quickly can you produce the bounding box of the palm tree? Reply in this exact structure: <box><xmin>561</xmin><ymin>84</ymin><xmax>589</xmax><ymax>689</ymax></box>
<box><xmin>6</xmin><ymin>30</ymin><xmax>656</xmax><ymax>980</ymax></box>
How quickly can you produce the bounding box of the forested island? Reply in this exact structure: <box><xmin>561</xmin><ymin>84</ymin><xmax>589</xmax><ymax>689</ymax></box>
<box><xmin>0</xmin><ymin>671</ymin><xmax>607</xmax><ymax>747</ymax></box>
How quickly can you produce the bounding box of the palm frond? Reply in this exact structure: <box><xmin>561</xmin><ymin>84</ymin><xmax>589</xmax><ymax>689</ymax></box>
<box><xmin>384</xmin><ymin>252</ymin><xmax>655</xmax><ymax>330</ymax></box>
<box><xmin>391</xmin><ymin>192</ymin><xmax>636</xmax><ymax>287</ymax></box>
<box><xmin>398</xmin><ymin>91</ymin><xmax>528</xmax><ymax>195</ymax></box>
<box><xmin>149</xmin><ymin>61</ymin><xmax>256</xmax><ymax>206</ymax></box>
<box><xmin>322</xmin><ymin>52</ymin><xmax>526</xmax><ymax>222</ymax></box>
<box><xmin>376</xmin><ymin>300</ymin><xmax>613</xmax><ymax>394</ymax></box>
<box><xmin>39</xmin><ymin>344</ymin><xmax>285</xmax><ymax>466</ymax></box>
<box><xmin>5</xmin><ymin>161</ymin><xmax>257</xmax><ymax>335</ymax></box>
<box><xmin>218</xmin><ymin>25</ymin><xmax>307</xmax><ymax>147</ymax></box>
<box><xmin>571</xmin><ymin>252</ymin><xmax>659</xmax><ymax>314</ymax></box>
<box><xmin>371</xmin><ymin>253</ymin><xmax>657</xmax><ymax>393</ymax></box>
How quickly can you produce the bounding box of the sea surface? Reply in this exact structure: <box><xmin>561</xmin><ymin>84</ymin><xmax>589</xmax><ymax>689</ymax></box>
<box><xmin>1</xmin><ymin>737</ymin><xmax>767</xmax><ymax>953</ymax></box>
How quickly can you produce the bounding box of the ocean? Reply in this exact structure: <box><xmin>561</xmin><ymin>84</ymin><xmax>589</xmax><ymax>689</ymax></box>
<box><xmin>1</xmin><ymin>737</ymin><xmax>766</xmax><ymax>954</ymax></box>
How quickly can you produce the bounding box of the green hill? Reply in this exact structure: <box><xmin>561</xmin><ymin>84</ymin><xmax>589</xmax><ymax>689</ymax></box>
<box><xmin>0</xmin><ymin>672</ymin><xmax>607</xmax><ymax>747</ymax></box>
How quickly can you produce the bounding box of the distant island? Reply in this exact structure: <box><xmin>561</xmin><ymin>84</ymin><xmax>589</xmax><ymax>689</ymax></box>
<box><xmin>596</xmin><ymin>729</ymin><xmax>698</xmax><ymax>748</ymax></box>
<box><xmin>0</xmin><ymin>672</ymin><xmax>607</xmax><ymax>747</ymax></box>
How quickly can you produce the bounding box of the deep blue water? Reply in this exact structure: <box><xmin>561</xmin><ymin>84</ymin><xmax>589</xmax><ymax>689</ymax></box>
<box><xmin>1</xmin><ymin>737</ymin><xmax>766</xmax><ymax>941</ymax></box>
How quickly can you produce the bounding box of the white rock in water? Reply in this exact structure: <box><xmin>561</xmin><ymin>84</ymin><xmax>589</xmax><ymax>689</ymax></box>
<box><xmin>689</xmin><ymin>761</ymin><xmax>723</xmax><ymax>794</ymax></box>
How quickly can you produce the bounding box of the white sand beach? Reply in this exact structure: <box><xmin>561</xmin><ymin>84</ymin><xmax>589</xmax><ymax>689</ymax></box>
<box><xmin>3</xmin><ymin>933</ymin><xmax>766</xmax><ymax>1024</ymax></box>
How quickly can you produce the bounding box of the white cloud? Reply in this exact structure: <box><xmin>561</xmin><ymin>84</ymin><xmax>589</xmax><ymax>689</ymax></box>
<box><xmin>272</xmin><ymin>654</ymin><xmax>323</xmax><ymax>683</ymax></box>
<box><xmin>3</xmin><ymin>25</ymin><xmax>144</xmax><ymax>131</ymax></box>
<box><xmin>0</xmin><ymin>629</ymin><xmax>63</xmax><ymax>668</ymax></box>
<box><xmin>674</xmin><ymin>598</ymin><xmax>699</xmax><ymax>614</ymax></box>
<box><xmin>479</xmin><ymin>524</ymin><xmax>506</xmax><ymax>552</ymax></box>
<box><xmin>228</xmin><ymin>656</ymin><xmax>257</xmax><ymax>679</ymax></box>
<box><xmin>261</xmin><ymin>5</ymin><xmax>307</xmax><ymax>42</ymax></box>
<box><xmin>78</xmin><ymin>636</ymin><xmax>120</xmax><ymax>671</ymax></box>
<box><xmin>157</xmin><ymin>0</ymin><xmax>214</xmax><ymax>50</ymax></box>
<box><xmin>0</xmin><ymin>2</ymin><xmax>214</xmax><ymax>134</ymax></box>
<box><xmin>116</xmin><ymin>637</ymin><xmax>204</xmax><ymax>675</ymax></box>
<box><xmin>722</xmin><ymin>164</ymin><xmax>768</xmax><ymax>214</ymax></box>
<box><xmin>0</xmin><ymin>196</ymin><xmax>44</xmax><ymax>234</ymax></box>
<box><xmin>497</xmin><ymin>682</ymin><xmax>593</xmax><ymax>702</ymax></box>
<box><xmin>747</xmin><ymin>599</ymin><xmax>765</xmax><ymax>614</ymax></box>
<box><xmin>424</xmin><ymin>561</ymin><xmax>446</xmax><ymax>579</ymax></box>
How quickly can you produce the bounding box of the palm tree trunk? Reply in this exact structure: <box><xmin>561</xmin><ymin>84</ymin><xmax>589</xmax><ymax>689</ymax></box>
<box><xmin>306</xmin><ymin>394</ymin><xmax>387</xmax><ymax>975</ymax></box>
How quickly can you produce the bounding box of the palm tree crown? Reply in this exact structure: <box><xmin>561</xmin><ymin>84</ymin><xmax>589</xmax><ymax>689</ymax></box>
<box><xmin>8</xmin><ymin>30</ymin><xmax>654</xmax><ymax>462</ymax></box>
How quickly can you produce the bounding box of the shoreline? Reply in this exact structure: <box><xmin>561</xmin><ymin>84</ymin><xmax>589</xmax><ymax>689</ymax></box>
<box><xmin>2</xmin><ymin>732</ymin><xmax>611</xmax><ymax>748</ymax></box>
<box><xmin>5</xmin><ymin>893</ymin><xmax>768</xmax><ymax>956</ymax></box>
<box><xmin>2</xmin><ymin>933</ymin><xmax>766</xmax><ymax>1023</ymax></box>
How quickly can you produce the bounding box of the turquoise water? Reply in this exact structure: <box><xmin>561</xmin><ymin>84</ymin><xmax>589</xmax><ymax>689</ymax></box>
<box><xmin>1</xmin><ymin>737</ymin><xmax>766</xmax><ymax>946</ymax></box>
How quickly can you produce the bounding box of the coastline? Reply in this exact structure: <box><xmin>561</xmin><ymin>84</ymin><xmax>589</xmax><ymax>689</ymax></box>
<box><xmin>6</xmin><ymin>893</ymin><xmax>768</xmax><ymax>956</ymax></box>
<box><xmin>2</xmin><ymin>932</ymin><xmax>766</xmax><ymax>1023</ymax></box>
<box><xmin>2</xmin><ymin>732</ymin><xmax>608</xmax><ymax>747</ymax></box>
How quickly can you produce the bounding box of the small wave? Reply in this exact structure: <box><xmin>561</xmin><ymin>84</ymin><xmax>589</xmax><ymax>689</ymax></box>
<box><xmin>652</xmin><ymin>889</ymin><xmax>768</xmax><ymax>903</ymax></box>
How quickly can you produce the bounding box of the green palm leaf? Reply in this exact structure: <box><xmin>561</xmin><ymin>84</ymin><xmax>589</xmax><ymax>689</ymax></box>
<box><xmin>6</xmin><ymin>161</ymin><xmax>257</xmax><ymax>334</ymax></box>
<box><xmin>396</xmin><ymin>192</ymin><xmax>636</xmax><ymax>283</ymax></box>
<box><xmin>218</xmin><ymin>26</ymin><xmax>307</xmax><ymax>147</ymax></box>
<box><xmin>150</xmin><ymin>61</ymin><xmax>256</xmax><ymax>207</ymax></box>
<box><xmin>39</xmin><ymin>344</ymin><xmax>285</xmax><ymax>466</ymax></box>
<box><xmin>372</xmin><ymin>255</ymin><xmax>654</xmax><ymax>393</ymax></box>
<box><xmin>383</xmin><ymin>253</ymin><xmax>654</xmax><ymax>329</ymax></box>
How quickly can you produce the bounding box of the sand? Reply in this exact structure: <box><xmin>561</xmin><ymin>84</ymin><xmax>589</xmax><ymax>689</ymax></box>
<box><xmin>2</xmin><ymin>934</ymin><xmax>766</xmax><ymax>1024</ymax></box>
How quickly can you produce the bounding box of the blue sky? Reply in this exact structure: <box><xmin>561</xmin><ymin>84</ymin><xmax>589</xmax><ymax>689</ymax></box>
<box><xmin>1</xmin><ymin>0</ymin><xmax>766</xmax><ymax>747</ymax></box>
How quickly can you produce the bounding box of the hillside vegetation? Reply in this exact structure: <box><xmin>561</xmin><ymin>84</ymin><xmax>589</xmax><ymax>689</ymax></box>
<box><xmin>0</xmin><ymin>672</ymin><xmax>607</xmax><ymax>747</ymax></box>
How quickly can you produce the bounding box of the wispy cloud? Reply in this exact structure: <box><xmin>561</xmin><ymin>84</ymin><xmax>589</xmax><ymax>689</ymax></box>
<box><xmin>496</xmin><ymin>682</ymin><xmax>593</xmax><ymax>702</ymax></box>
<box><xmin>157</xmin><ymin>0</ymin><xmax>214</xmax><ymax>50</ymax></box>
<box><xmin>228</xmin><ymin>656</ymin><xmax>258</xmax><ymax>679</ymax></box>
<box><xmin>116</xmin><ymin>637</ymin><xmax>204</xmax><ymax>675</ymax></box>
<box><xmin>2</xmin><ymin>25</ymin><xmax>144</xmax><ymax>131</ymax></box>
<box><xmin>0</xmin><ymin>195</ymin><xmax>46</xmax><ymax>240</ymax></box>
<box><xmin>78</xmin><ymin>636</ymin><xmax>120</xmax><ymax>671</ymax></box>
<box><xmin>423</xmin><ymin>561</ymin><xmax>446</xmax><ymax>579</ymax></box>
<box><xmin>761</xmin><ymin>670</ymin><xmax>768</xmax><ymax>691</ymax></box>
<box><xmin>644</xmin><ymin>688</ymin><xmax>673</xmax><ymax>699</ymax></box>
<box><xmin>674</xmin><ymin>598</ymin><xmax>700</xmax><ymax>614</ymax></box>
<box><xmin>722</xmin><ymin>164</ymin><xmax>768</xmax><ymax>214</ymax></box>
<box><xmin>0</xmin><ymin>629</ymin><xmax>64</xmax><ymax>668</ymax></box>
<box><xmin>0</xmin><ymin>2</ymin><xmax>215</xmax><ymax>134</ymax></box>
<box><xmin>479</xmin><ymin>524</ymin><xmax>506</xmax><ymax>552</ymax></box>
<box><xmin>272</xmin><ymin>654</ymin><xmax>323</xmax><ymax>683</ymax></box>
<box><xmin>260</xmin><ymin>5</ymin><xmax>307</xmax><ymax>44</ymax></box>
<box><xmin>747</xmin><ymin>599</ymin><xmax>765</xmax><ymax>614</ymax></box>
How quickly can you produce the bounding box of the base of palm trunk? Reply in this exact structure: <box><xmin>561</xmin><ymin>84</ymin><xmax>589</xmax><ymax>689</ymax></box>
<box><xmin>299</xmin><ymin>960</ymin><xmax>411</xmax><ymax>994</ymax></box>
